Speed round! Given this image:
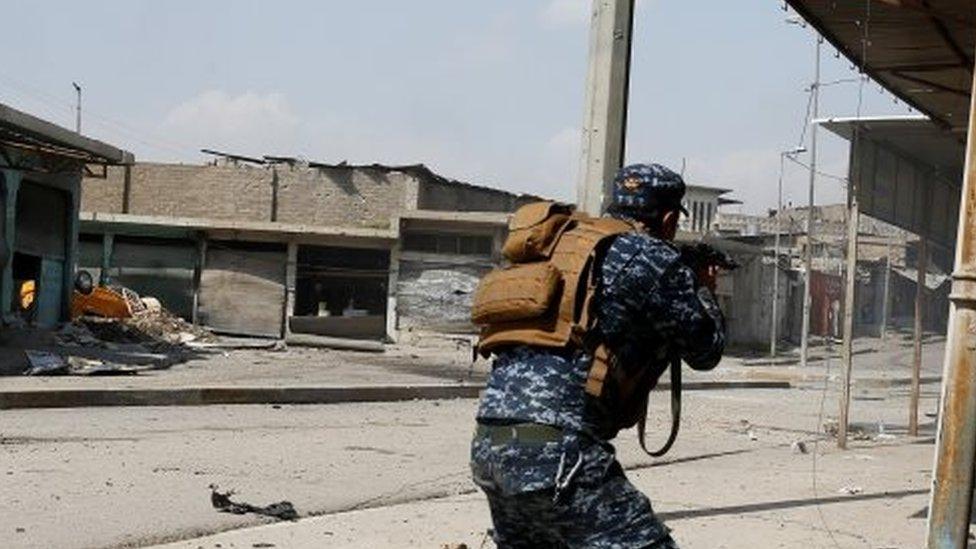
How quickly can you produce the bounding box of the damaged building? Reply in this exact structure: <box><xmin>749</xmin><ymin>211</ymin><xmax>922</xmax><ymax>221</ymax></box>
<box><xmin>0</xmin><ymin>102</ymin><xmax>132</xmax><ymax>329</ymax></box>
<box><xmin>716</xmin><ymin>203</ymin><xmax>949</xmax><ymax>344</ymax></box>
<box><xmin>79</xmin><ymin>152</ymin><xmax>770</xmax><ymax>347</ymax></box>
<box><xmin>79</xmin><ymin>153</ymin><xmax>526</xmax><ymax>341</ymax></box>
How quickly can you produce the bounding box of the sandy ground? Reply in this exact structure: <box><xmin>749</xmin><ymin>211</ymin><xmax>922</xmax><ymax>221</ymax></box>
<box><xmin>1</xmin><ymin>351</ymin><xmax>946</xmax><ymax>549</ymax></box>
<box><xmin>0</xmin><ymin>330</ymin><xmax>946</xmax><ymax>393</ymax></box>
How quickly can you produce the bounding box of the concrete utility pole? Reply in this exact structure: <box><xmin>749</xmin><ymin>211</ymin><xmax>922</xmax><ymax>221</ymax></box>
<box><xmin>800</xmin><ymin>36</ymin><xmax>823</xmax><ymax>369</ymax></box>
<box><xmin>925</xmin><ymin>46</ymin><xmax>976</xmax><ymax>548</ymax></box>
<box><xmin>909</xmin><ymin>238</ymin><xmax>927</xmax><ymax>437</ymax></box>
<box><xmin>72</xmin><ymin>82</ymin><xmax>81</xmax><ymax>134</ymax></box>
<box><xmin>771</xmin><ymin>147</ymin><xmax>806</xmax><ymax>357</ymax></box>
<box><xmin>577</xmin><ymin>0</ymin><xmax>636</xmax><ymax>216</ymax></box>
<box><xmin>771</xmin><ymin>155</ymin><xmax>785</xmax><ymax>358</ymax></box>
<box><xmin>880</xmin><ymin>238</ymin><xmax>892</xmax><ymax>342</ymax></box>
<box><xmin>838</xmin><ymin>141</ymin><xmax>860</xmax><ymax>450</ymax></box>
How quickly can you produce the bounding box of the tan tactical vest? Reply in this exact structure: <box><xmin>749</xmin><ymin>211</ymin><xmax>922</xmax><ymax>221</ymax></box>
<box><xmin>471</xmin><ymin>202</ymin><xmax>632</xmax><ymax>395</ymax></box>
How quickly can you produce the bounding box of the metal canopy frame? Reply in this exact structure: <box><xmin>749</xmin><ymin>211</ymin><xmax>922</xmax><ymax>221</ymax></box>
<box><xmin>0</xmin><ymin>102</ymin><xmax>133</xmax><ymax>167</ymax></box>
<box><xmin>786</xmin><ymin>0</ymin><xmax>975</xmax><ymax>130</ymax></box>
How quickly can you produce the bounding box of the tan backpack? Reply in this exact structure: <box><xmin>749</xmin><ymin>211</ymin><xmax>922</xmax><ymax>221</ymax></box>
<box><xmin>471</xmin><ymin>201</ymin><xmax>631</xmax><ymax>364</ymax></box>
<box><xmin>471</xmin><ymin>200</ymin><xmax>683</xmax><ymax>457</ymax></box>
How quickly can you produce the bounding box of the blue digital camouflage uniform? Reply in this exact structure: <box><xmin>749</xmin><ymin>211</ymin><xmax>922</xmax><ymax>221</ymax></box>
<box><xmin>471</xmin><ymin>163</ymin><xmax>726</xmax><ymax>548</ymax></box>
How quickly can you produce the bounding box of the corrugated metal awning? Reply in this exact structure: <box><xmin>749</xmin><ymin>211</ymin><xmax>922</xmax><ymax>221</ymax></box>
<box><xmin>819</xmin><ymin>115</ymin><xmax>964</xmax><ymax>177</ymax></box>
<box><xmin>0</xmin><ymin>102</ymin><xmax>133</xmax><ymax>165</ymax></box>
<box><xmin>786</xmin><ymin>1</ymin><xmax>975</xmax><ymax>130</ymax></box>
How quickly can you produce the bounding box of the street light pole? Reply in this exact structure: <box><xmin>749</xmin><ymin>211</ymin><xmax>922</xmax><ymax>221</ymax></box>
<box><xmin>72</xmin><ymin>82</ymin><xmax>81</xmax><ymax>134</ymax></box>
<box><xmin>800</xmin><ymin>36</ymin><xmax>822</xmax><ymax>369</ymax></box>
<box><xmin>771</xmin><ymin>147</ymin><xmax>806</xmax><ymax>357</ymax></box>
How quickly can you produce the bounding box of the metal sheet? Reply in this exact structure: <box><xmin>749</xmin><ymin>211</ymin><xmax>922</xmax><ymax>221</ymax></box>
<box><xmin>35</xmin><ymin>258</ymin><xmax>63</xmax><ymax>328</ymax></box>
<box><xmin>111</xmin><ymin>238</ymin><xmax>196</xmax><ymax>319</ymax></box>
<box><xmin>786</xmin><ymin>1</ymin><xmax>975</xmax><ymax>129</ymax></box>
<box><xmin>198</xmin><ymin>243</ymin><xmax>286</xmax><ymax>338</ymax></box>
<box><xmin>822</xmin><ymin>117</ymin><xmax>965</xmax><ymax>249</ymax></box>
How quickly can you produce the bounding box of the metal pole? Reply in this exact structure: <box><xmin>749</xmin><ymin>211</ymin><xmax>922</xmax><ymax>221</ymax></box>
<box><xmin>771</xmin><ymin>154</ymin><xmax>785</xmax><ymax>357</ymax></box>
<box><xmin>880</xmin><ymin>238</ymin><xmax>892</xmax><ymax>342</ymax></box>
<box><xmin>800</xmin><ymin>36</ymin><xmax>822</xmax><ymax>369</ymax></box>
<box><xmin>576</xmin><ymin>0</ymin><xmax>636</xmax><ymax>216</ymax></box>
<box><xmin>910</xmin><ymin>237</ymin><xmax>928</xmax><ymax>437</ymax></box>
<box><xmin>838</xmin><ymin>145</ymin><xmax>860</xmax><ymax>450</ymax></box>
<box><xmin>72</xmin><ymin>82</ymin><xmax>81</xmax><ymax>134</ymax></box>
<box><xmin>925</xmin><ymin>49</ymin><xmax>976</xmax><ymax>548</ymax></box>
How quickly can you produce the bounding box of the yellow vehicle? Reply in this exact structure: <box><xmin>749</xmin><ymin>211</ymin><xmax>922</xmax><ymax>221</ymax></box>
<box><xmin>70</xmin><ymin>271</ymin><xmax>133</xmax><ymax>320</ymax></box>
<box><xmin>19</xmin><ymin>279</ymin><xmax>36</xmax><ymax>312</ymax></box>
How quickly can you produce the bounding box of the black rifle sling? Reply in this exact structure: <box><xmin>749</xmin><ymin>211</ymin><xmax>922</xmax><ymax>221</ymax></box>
<box><xmin>637</xmin><ymin>356</ymin><xmax>681</xmax><ymax>458</ymax></box>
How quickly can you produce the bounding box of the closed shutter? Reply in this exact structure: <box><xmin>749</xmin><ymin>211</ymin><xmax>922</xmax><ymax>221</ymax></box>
<box><xmin>198</xmin><ymin>242</ymin><xmax>286</xmax><ymax>337</ymax></box>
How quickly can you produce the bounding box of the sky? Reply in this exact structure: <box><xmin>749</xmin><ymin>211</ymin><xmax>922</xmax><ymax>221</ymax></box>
<box><xmin>0</xmin><ymin>1</ymin><xmax>914</xmax><ymax>214</ymax></box>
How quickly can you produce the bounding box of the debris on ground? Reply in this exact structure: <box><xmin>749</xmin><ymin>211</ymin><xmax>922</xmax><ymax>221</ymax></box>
<box><xmin>65</xmin><ymin>356</ymin><xmax>141</xmax><ymax>376</ymax></box>
<box><xmin>822</xmin><ymin>420</ymin><xmax>871</xmax><ymax>440</ymax></box>
<box><xmin>838</xmin><ymin>484</ymin><xmax>863</xmax><ymax>495</ymax></box>
<box><xmin>791</xmin><ymin>440</ymin><xmax>808</xmax><ymax>454</ymax></box>
<box><xmin>57</xmin><ymin>289</ymin><xmax>216</xmax><ymax>352</ymax></box>
<box><xmin>209</xmin><ymin>485</ymin><xmax>298</xmax><ymax>521</ymax></box>
<box><xmin>24</xmin><ymin>351</ymin><xmax>69</xmax><ymax>376</ymax></box>
<box><xmin>25</xmin><ymin>353</ymin><xmax>143</xmax><ymax>376</ymax></box>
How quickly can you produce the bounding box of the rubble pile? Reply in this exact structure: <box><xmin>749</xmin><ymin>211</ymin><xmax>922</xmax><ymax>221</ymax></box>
<box><xmin>57</xmin><ymin>299</ymin><xmax>215</xmax><ymax>351</ymax></box>
<box><xmin>124</xmin><ymin>306</ymin><xmax>216</xmax><ymax>346</ymax></box>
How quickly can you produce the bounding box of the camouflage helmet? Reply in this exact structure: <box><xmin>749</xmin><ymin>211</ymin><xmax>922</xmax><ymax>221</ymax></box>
<box><xmin>608</xmin><ymin>163</ymin><xmax>688</xmax><ymax>218</ymax></box>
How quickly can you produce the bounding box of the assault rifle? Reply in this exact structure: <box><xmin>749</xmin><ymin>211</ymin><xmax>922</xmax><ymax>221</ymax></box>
<box><xmin>678</xmin><ymin>242</ymin><xmax>740</xmax><ymax>272</ymax></box>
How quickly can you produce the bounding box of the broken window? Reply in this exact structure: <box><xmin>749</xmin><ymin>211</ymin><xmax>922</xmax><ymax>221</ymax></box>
<box><xmin>403</xmin><ymin>232</ymin><xmax>492</xmax><ymax>256</ymax></box>
<box><xmin>292</xmin><ymin>246</ymin><xmax>390</xmax><ymax>340</ymax></box>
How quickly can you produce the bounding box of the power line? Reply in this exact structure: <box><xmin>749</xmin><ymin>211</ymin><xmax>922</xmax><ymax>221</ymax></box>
<box><xmin>0</xmin><ymin>71</ymin><xmax>197</xmax><ymax>159</ymax></box>
<box><xmin>784</xmin><ymin>155</ymin><xmax>849</xmax><ymax>185</ymax></box>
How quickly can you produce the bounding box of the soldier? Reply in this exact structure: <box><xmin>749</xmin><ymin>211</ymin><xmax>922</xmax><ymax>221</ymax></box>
<box><xmin>470</xmin><ymin>163</ymin><xmax>726</xmax><ymax>548</ymax></box>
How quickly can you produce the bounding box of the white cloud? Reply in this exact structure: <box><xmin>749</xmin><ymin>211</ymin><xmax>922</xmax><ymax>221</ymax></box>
<box><xmin>161</xmin><ymin>90</ymin><xmax>300</xmax><ymax>156</ymax></box>
<box><xmin>539</xmin><ymin>0</ymin><xmax>590</xmax><ymax>29</ymax></box>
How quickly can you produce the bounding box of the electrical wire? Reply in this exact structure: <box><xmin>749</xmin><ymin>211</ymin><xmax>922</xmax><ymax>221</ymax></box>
<box><xmin>0</xmin><ymin>71</ymin><xmax>197</xmax><ymax>159</ymax></box>
<box><xmin>784</xmin><ymin>155</ymin><xmax>849</xmax><ymax>185</ymax></box>
<box><xmin>808</xmin><ymin>2</ymin><xmax>873</xmax><ymax>547</ymax></box>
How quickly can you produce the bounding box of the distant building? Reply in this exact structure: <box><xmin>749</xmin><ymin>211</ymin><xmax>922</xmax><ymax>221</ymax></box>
<box><xmin>715</xmin><ymin>205</ymin><xmax>947</xmax><ymax>337</ymax></box>
<box><xmin>0</xmin><ymin>102</ymin><xmax>131</xmax><ymax>328</ymax></box>
<box><xmin>79</xmin><ymin>155</ymin><xmax>775</xmax><ymax>349</ymax></box>
<box><xmin>80</xmin><ymin>155</ymin><xmax>531</xmax><ymax>340</ymax></box>
<box><xmin>679</xmin><ymin>185</ymin><xmax>738</xmax><ymax>234</ymax></box>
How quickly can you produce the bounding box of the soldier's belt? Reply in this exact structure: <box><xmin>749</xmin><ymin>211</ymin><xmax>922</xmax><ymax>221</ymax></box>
<box><xmin>475</xmin><ymin>423</ymin><xmax>563</xmax><ymax>445</ymax></box>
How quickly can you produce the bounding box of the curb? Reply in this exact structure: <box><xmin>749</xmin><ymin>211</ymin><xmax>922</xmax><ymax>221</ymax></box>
<box><xmin>0</xmin><ymin>384</ymin><xmax>484</xmax><ymax>410</ymax></box>
<box><xmin>0</xmin><ymin>380</ymin><xmax>791</xmax><ymax>410</ymax></box>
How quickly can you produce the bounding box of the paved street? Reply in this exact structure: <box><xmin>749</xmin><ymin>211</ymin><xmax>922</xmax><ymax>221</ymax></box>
<box><xmin>0</xmin><ymin>337</ymin><xmax>947</xmax><ymax>548</ymax></box>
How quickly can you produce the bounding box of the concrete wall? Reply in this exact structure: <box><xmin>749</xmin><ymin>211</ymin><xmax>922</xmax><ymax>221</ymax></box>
<box><xmin>82</xmin><ymin>163</ymin><xmax>428</xmax><ymax>229</ymax></box>
<box><xmin>83</xmin><ymin>163</ymin><xmax>273</xmax><ymax>222</ymax></box>
<box><xmin>80</xmin><ymin>167</ymin><xmax>125</xmax><ymax>213</ymax></box>
<box><xmin>275</xmin><ymin>166</ymin><xmax>417</xmax><ymax>229</ymax></box>
<box><xmin>725</xmin><ymin>256</ymin><xmax>794</xmax><ymax>350</ymax></box>
<box><xmin>417</xmin><ymin>180</ymin><xmax>525</xmax><ymax>213</ymax></box>
<box><xmin>131</xmin><ymin>164</ymin><xmax>272</xmax><ymax>221</ymax></box>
